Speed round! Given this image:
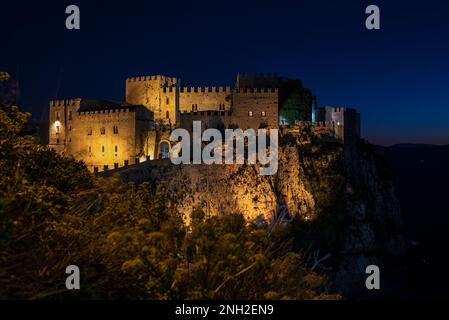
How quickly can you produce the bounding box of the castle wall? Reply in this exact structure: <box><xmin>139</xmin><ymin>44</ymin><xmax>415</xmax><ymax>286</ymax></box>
<box><xmin>64</xmin><ymin>106</ymin><xmax>153</xmax><ymax>172</ymax></box>
<box><xmin>178</xmin><ymin>110</ymin><xmax>233</xmax><ymax>133</ymax></box>
<box><xmin>315</xmin><ymin>106</ymin><xmax>360</xmax><ymax>143</ymax></box>
<box><xmin>231</xmin><ymin>88</ymin><xmax>279</xmax><ymax>130</ymax></box>
<box><xmin>142</xmin><ymin>129</ymin><xmax>172</xmax><ymax>160</ymax></box>
<box><xmin>49</xmin><ymin>74</ymin><xmax>360</xmax><ymax>173</ymax></box>
<box><xmin>178</xmin><ymin>86</ymin><xmax>232</xmax><ymax>113</ymax></box>
<box><xmin>159</xmin><ymin>86</ymin><xmax>178</xmax><ymax>126</ymax></box>
<box><xmin>49</xmin><ymin>99</ymin><xmax>82</xmax><ymax>153</ymax></box>
<box><xmin>125</xmin><ymin>75</ymin><xmax>178</xmax><ymax>124</ymax></box>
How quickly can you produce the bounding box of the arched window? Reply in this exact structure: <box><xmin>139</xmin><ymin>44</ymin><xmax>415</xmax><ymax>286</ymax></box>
<box><xmin>115</xmin><ymin>145</ymin><xmax>118</xmax><ymax>153</ymax></box>
<box><xmin>113</xmin><ymin>125</ymin><xmax>118</xmax><ymax>134</ymax></box>
<box><xmin>160</xmin><ymin>142</ymin><xmax>170</xmax><ymax>159</ymax></box>
<box><xmin>166</xmin><ymin>111</ymin><xmax>170</xmax><ymax>119</ymax></box>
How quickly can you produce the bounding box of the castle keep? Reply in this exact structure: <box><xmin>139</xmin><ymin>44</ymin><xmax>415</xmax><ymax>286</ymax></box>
<box><xmin>48</xmin><ymin>73</ymin><xmax>360</xmax><ymax>172</ymax></box>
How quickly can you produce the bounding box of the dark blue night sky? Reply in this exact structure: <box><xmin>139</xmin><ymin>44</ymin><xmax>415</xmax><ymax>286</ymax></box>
<box><xmin>1</xmin><ymin>0</ymin><xmax>448</xmax><ymax>145</ymax></box>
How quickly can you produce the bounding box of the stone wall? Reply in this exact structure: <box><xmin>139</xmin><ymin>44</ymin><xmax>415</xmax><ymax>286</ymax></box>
<box><xmin>178</xmin><ymin>110</ymin><xmax>233</xmax><ymax>133</ymax></box>
<box><xmin>55</xmin><ymin>105</ymin><xmax>153</xmax><ymax>172</ymax></box>
<box><xmin>125</xmin><ymin>75</ymin><xmax>178</xmax><ymax>124</ymax></box>
<box><xmin>178</xmin><ymin>86</ymin><xmax>232</xmax><ymax>113</ymax></box>
<box><xmin>231</xmin><ymin>89</ymin><xmax>279</xmax><ymax>129</ymax></box>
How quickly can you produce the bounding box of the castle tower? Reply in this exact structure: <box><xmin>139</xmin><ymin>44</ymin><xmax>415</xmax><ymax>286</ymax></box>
<box><xmin>48</xmin><ymin>98</ymin><xmax>81</xmax><ymax>153</ymax></box>
<box><xmin>125</xmin><ymin>75</ymin><xmax>178</xmax><ymax>125</ymax></box>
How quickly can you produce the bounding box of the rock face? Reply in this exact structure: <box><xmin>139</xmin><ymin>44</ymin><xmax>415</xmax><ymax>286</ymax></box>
<box><xmin>108</xmin><ymin>126</ymin><xmax>406</xmax><ymax>297</ymax></box>
<box><xmin>335</xmin><ymin>144</ymin><xmax>406</xmax><ymax>298</ymax></box>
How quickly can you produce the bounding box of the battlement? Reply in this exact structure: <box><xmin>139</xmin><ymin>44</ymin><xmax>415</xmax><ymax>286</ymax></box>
<box><xmin>234</xmin><ymin>88</ymin><xmax>278</xmax><ymax>94</ymax></box>
<box><xmin>50</xmin><ymin>98</ymin><xmax>81</xmax><ymax>107</ymax></box>
<box><xmin>162</xmin><ymin>86</ymin><xmax>177</xmax><ymax>93</ymax></box>
<box><xmin>179</xmin><ymin>86</ymin><xmax>232</xmax><ymax>93</ymax></box>
<box><xmin>179</xmin><ymin>110</ymin><xmax>232</xmax><ymax>117</ymax></box>
<box><xmin>293</xmin><ymin>120</ymin><xmax>336</xmax><ymax>128</ymax></box>
<box><xmin>78</xmin><ymin>108</ymin><xmax>136</xmax><ymax>115</ymax></box>
<box><xmin>313</xmin><ymin>121</ymin><xmax>335</xmax><ymax>128</ymax></box>
<box><xmin>327</xmin><ymin>107</ymin><xmax>345</xmax><ymax>113</ymax></box>
<box><xmin>126</xmin><ymin>75</ymin><xmax>178</xmax><ymax>82</ymax></box>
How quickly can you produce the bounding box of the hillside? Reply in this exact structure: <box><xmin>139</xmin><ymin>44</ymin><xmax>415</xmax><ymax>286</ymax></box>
<box><xmin>107</xmin><ymin>126</ymin><xmax>407</xmax><ymax>297</ymax></box>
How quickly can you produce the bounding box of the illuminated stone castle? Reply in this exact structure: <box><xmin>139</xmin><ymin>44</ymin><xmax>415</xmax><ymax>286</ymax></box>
<box><xmin>48</xmin><ymin>73</ymin><xmax>280</xmax><ymax>172</ymax></box>
<box><xmin>48</xmin><ymin>73</ymin><xmax>360</xmax><ymax>172</ymax></box>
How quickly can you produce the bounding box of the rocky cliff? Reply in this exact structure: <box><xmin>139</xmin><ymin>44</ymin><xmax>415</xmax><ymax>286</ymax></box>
<box><xmin>105</xmin><ymin>125</ymin><xmax>406</xmax><ymax>297</ymax></box>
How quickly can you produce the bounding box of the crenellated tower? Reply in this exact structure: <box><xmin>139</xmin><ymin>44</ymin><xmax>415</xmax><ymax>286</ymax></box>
<box><xmin>125</xmin><ymin>75</ymin><xmax>179</xmax><ymax>125</ymax></box>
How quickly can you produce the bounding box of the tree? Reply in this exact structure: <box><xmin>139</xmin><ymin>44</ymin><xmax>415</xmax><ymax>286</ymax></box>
<box><xmin>279</xmin><ymin>79</ymin><xmax>313</xmax><ymax>124</ymax></box>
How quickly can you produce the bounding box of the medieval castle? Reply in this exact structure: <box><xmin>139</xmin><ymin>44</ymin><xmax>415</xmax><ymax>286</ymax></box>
<box><xmin>48</xmin><ymin>73</ymin><xmax>360</xmax><ymax>172</ymax></box>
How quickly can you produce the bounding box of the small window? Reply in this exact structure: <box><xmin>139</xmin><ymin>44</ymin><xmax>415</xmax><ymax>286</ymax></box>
<box><xmin>115</xmin><ymin>145</ymin><xmax>118</xmax><ymax>153</ymax></box>
<box><xmin>261</xmin><ymin>111</ymin><xmax>266</xmax><ymax>117</ymax></box>
<box><xmin>166</xmin><ymin>111</ymin><xmax>170</xmax><ymax>119</ymax></box>
<box><xmin>166</xmin><ymin>97</ymin><xmax>170</xmax><ymax>105</ymax></box>
<box><xmin>100</xmin><ymin>127</ymin><xmax>105</xmax><ymax>135</ymax></box>
<box><xmin>68</xmin><ymin>138</ymin><xmax>71</xmax><ymax>143</ymax></box>
<box><xmin>219</xmin><ymin>104</ymin><xmax>225</xmax><ymax>111</ymax></box>
<box><xmin>56</xmin><ymin>126</ymin><xmax>60</xmax><ymax>133</ymax></box>
<box><xmin>69</xmin><ymin>125</ymin><xmax>72</xmax><ymax>131</ymax></box>
<box><xmin>248</xmin><ymin>111</ymin><xmax>253</xmax><ymax>117</ymax></box>
<box><xmin>55</xmin><ymin>112</ymin><xmax>60</xmax><ymax>121</ymax></box>
<box><xmin>68</xmin><ymin>111</ymin><xmax>72</xmax><ymax>120</ymax></box>
<box><xmin>113</xmin><ymin>126</ymin><xmax>118</xmax><ymax>134</ymax></box>
<box><xmin>102</xmin><ymin>146</ymin><xmax>105</xmax><ymax>153</ymax></box>
<box><xmin>88</xmin><ymin>146</ymin><xmax>91</xmax><ymax>153</ymax></box>
<box><xmin>87</xmin><ymin>127</ymin><xmax>92</xmax><ymax>136</ymax></box>
<box><xmin>56</xmin><ymin>138</ymin><xmax>60</xmax><ymax>144</ymax></box>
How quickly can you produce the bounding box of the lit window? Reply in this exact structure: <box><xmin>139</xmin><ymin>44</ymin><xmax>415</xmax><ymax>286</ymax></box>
<box><xmin>248</xmin><ymin>111</ymin><xmax>253</xmax><ymax>117</ymax></box>
<box><xmin>261</xmin><ymin>111</ymin><xmax>266</xmax><ymax>117</ymax></box>
<box><xmin>100</xmin><ymin>127</ymin><xmax>105</xmax><ymax>135</ymax></box>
